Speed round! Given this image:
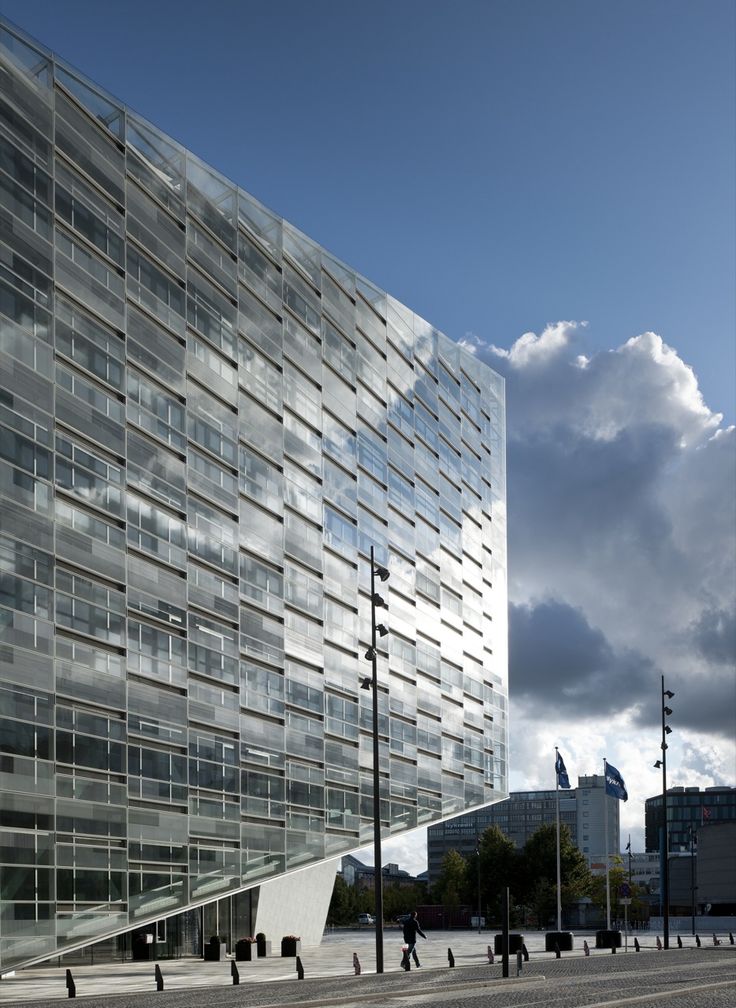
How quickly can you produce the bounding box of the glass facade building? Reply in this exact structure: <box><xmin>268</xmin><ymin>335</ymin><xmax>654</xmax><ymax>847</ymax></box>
<box><xmin>0</xmin><ymin>17</ymin><xmax>507</xmax><ymax>972</ymax></box>
<box><xmin>645</xmin><ymin>786</ymin><xmax>736</xmax><ymax>853</ymax></box>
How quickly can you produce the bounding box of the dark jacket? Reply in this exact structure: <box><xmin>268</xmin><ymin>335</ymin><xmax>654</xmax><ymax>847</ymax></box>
<box><xmin>402</xmin><ymin>917</ymin><xmax>426</xmax><ymax>944</ymax></box>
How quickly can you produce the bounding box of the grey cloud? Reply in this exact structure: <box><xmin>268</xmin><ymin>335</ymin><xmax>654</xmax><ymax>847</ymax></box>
<box><xmin>691</xmin><ymin>608</ymin><xmax>736</xmax><ymax>666</ymax></box>
<box><xmin>631</xmin><ymin>672</ymin><xmax>736</xmax><ymax>740</ymax></box>
<box><xmin>508</xmin><ymin>599</ymin><xmax>655</xmax><ymax>717</ymax></box>
<box><xmin>510</xmin><ymin>599</ymin><xmax>736</xmax><ymax>740</ymax></box>
<box><xmin>507</xmin><ymin>422</ymin><xmax>679</xmax><ymax>548</ymax></box>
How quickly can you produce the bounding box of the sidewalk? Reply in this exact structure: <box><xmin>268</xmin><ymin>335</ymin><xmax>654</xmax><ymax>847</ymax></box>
<box><xmin>1</xmin><ymin>927</ymin><xmax>730</xmax><ymax>1004</ymax></box>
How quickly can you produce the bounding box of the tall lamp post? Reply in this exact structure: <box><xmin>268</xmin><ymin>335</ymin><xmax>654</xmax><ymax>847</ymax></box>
<box><xmin>689</xmin><ymin>826</ymin><xmax>696</xmax><ymax>936</ymax></box>
<box><xmin>361</xmin><ymin>546</ymin><xmax>389</xmax><ymax>974</ymax></box>
<box><xmin>476</xmin><ymin>834</ymin><xmax>482</xmax><ymax>934</ymax></box>
<box><xmin>653</xmin><ymin>676</ymin><xmax>674</xmax><ymax>950</ymax></box>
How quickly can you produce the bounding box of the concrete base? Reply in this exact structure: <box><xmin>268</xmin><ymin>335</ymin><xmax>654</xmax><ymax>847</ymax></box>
<box><xmin>253</xmin><ymin>858</ymin><xmax>338</xmax><ymax>947</ymax></box>
<box><xmin>545</xmin><ymin>931</ymin><xmax>574</xmax><ymax>951</ymax></box>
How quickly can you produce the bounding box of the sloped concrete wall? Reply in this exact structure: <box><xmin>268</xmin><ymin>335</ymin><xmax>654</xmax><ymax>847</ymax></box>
<box><xmin>254</xmin><ymin>858</ymin><xmax>339</xmax><ymax>947</ymax></box>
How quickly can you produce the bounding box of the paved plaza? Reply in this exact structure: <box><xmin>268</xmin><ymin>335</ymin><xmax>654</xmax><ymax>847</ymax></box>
<box><xmin>0</xmin><ymin>928</ymin><xmax>734</xmax><ymax>1007</ymax></box>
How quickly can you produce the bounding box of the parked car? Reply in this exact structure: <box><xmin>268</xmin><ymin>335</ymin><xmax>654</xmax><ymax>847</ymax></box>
<box><xmin>357</xmin><ymin>913</ymin><xmax>375</xmax><ymax>925</ymax></box>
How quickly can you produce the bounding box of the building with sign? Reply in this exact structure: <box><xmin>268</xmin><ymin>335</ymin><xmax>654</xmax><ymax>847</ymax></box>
<box><xmin>428</xmin><ymin>774</ymin><xmax>620</xmax><ymax>881</ymax></box>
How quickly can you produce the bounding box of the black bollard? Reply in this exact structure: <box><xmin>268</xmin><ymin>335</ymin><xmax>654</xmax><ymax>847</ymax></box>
<box><xmin>516</xmin><ymin>949</ymin><xmax>523</xmax><ymax>976</ymax></box>
<box><xmin>554</xmin><ymin>943</ymin><xmax>561</xmax><ymax>959</ymax></box>
<box><xmin>154</xmin><ymin>965</ymin><xmax>164</xmax><ymax>992</ymax></box>
<box><xmin>611</xmin><ymin>945</ymin><xmax>616</xmax><ymax>954</ymax></box>
<box><xmin>296</xmin><ymin>955</ymin><xmax>304</xmax><ymax>980</ymax></box>
<box><xmin>634</xmin><ymin>938</ymin><xmax>640</xmax><ymax>952</ymax></box>
<box><xmin>730</xmin><ymin>932</ymin><xmax>734</xmax><ymax>945</ymax></box>
<box><xmin>231</xmin><ymin>961</ymin><xmax>240</xmax><ymax>985</ymax></box>
<box><xmin>353</xmin><ymin>953</ymin><xmax>361</xmax><ymax>975</ymax></box>
<box><xmin>65</xmin><ymin>969</ymin><xmax>76</xmax><ymax>999</ymax></box>
<box><xmin>447</xmin><ymin>948</ymin><xmax>455</xmax><ymax>968</ymax></box>
<box><xmin>677</xmin><ymin>936</ymin><xmax>682</xmax><ymax>948</ymax></box>
<box><xmin>696</xmin><ymin>934</ymin><xmax>701</xmax><ymax>947</ymax></box>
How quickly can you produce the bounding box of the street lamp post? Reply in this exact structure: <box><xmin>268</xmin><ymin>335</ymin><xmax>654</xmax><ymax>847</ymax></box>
<box><xmin>476</xmin><ymin>834</ymin><xmax>482</xmax><ymax>934</ymax></box>
<box><xmin>690</xmin><ymin>826</ymin><xmax>696</xmax><ymax>936</ymax></box>
<box><xmin>653</xmin><ymin>676</ymin><xmax>674</xmax><ymax>950</ymax></box>
<box><xmin>362</xmin><ymin>546</ymin><xmax>389</xmax><ymax>974</ymax></box>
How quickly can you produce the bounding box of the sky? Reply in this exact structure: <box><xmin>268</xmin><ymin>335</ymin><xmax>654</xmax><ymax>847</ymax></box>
<box><xmin>2</xmin><ymin>0</ymin><xmax>733</xmax><ymax>876</ymax></box>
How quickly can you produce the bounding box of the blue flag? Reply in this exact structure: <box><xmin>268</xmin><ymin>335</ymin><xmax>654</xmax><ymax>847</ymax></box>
<box><xmin>605</xmin><ymin>760</ymin><xmax>628</xmax><ymax>801</ymax></box>
<box><xmin>555</xmin><ymin>751</ymin><xmax>571</xmax><ymax>789</ymax></box>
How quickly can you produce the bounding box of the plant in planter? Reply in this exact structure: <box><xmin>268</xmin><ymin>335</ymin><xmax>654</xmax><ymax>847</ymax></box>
<box><xmin>280</xmin><ymin>934</ymin><xmax>301</xmax><ymax>957</ymax></box>
<box><xmin>235</xmin><ymin>937</ymin><xmax>257</xmax><ymax>961</ymax></box>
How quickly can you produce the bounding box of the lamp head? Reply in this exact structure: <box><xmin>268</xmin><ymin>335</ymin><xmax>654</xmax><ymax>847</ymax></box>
<box><xmin>360</xmin><ymin>676</ymin><xmax>373</xmax><ymax>690</ymax></box>
<box><xmin>653</xmin><ymin>760</ymin><xmax>663</xmax><ymax>768</ymax></box>
<box><xmin>664</xmin><ymin>689</ymin><xmax>674</xmax><ymax>699</ymax></box>
<box><xmin>664</xmin><ymin>724</ymin><xmax>672</xmax><ymax>735</ymax></box>
<box><xmin>663</xmin><ymin>706</ymin><xmax>673</xmax><ymax>716</ymax></box>
<box><xmin>374</xmin><ymin>565</ymin><xmax>390</xmax><ymax>582</ymax></box>
<box><xmin>376</xmin><ymin>623</ymin><xmax>388</xmax><ymax>637</ymax></box>
<box><xmin>372</xmin><ymin>592</ymin><xmax>387</xmax><ymax>609</ymax></box>
<box><xmin>364</xmin><ymin>647</ymin><xmax>376</xmax><ymax>662</ymax></box>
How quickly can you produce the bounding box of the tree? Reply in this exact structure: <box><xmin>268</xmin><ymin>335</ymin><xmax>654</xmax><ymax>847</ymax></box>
<box><xmin>326</xmin><ymin>875</ymin><xmax>359</xmax><ymax>925</ymax></box>
<box><xmin>518</xmin><ymin>824</ymin><xmax>591</xmax><ymax>926</ymax></box>
<box><xmin>589</xmin><ymin>863</ymin><xmax>645</xmax><ymax>926</ymax></box>
<box><xmin>474</xmin><ymin>825</ymin><xmax>520</xmax><ymax>924</ymax></box>
<box><xmin>435</xmin><ymin>849</ymin><xmax>467</xmax><ymax>911</ymax></box>
<box><xmin>382</xmin><ymin>881</ymin><xmax>428</xmax><ymax>921</ymax></box>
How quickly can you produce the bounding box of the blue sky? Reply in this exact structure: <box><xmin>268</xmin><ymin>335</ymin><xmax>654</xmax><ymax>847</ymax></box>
<box><xmin>2</xmin><ymin>1</ymin><xmax>733</xmax><ymax>874</ymax></box>
<box><xmin>3</xmin><ymin>0</ymin><xmax>734</xmax><ymax>423</ymax></box>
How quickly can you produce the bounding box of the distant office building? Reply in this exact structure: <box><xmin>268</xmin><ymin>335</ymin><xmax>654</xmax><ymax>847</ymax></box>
<box><xmin>662</xmin><ymin>822</ymin><xmax>736</xmax><ymax>917</ymax></box>
<box><xmin>645</xmin><ymin>786</ymin><xmax>736</xmax><ymax>853</ymax></box>
<box><xmin>0</xmin><ymin>18</ymin><xmax>508</xmax><ymax>973</ymax></box>
<box><xmin>340</xmin><ymin>855</ymin><xmax>422</xmax><ymax>890</ymax></box>
<box><xmin>627</xmin><ymin>852</ymin><xmax>661</xmax><ymax>895</ymax></box>
<box><xmin>427</xmin><ymin>774</ymin><xmax>620</xmax><ymax>881</ymax></box>
<box><xmin>697</xmin><ymin>822</ymin><xmax>736</xmax><ymax>915</ymax></box>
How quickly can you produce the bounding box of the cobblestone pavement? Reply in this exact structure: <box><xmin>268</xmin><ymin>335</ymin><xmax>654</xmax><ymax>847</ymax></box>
<box><xmin>0</xmin><ymin>930</ymin><xmax>733</xmax><ymax>1008</ymax></box>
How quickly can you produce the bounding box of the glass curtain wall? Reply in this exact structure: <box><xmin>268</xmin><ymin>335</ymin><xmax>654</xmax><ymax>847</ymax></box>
<box><xmin>0</xmin><ymin>17</ymin><xmax>508</xmax><ymax>972</ymax></box>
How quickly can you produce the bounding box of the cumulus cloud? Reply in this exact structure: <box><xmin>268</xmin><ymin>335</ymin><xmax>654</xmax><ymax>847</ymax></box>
<box><xmin>489</xmin><ymin>320</ymin><xmax>582</xmax><ymax>369</ymax></box>
<box><xmin>475</xmin><ymin>323</ymin><xmax>735</xmax><ymax>842</ymax></box>
<box><xmin>379</xmin><ymin>323</ymin><xmax>734</xmax><ymax>870</ymax></box>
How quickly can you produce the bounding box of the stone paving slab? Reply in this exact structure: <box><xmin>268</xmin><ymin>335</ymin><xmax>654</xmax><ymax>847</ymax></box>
<box><xmin>0</xmin><ymin>929</ymin><xmax>733</xmax><ymax>1006</ymax></box>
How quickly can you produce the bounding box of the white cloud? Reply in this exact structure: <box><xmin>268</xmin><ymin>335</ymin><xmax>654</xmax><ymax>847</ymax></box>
<box><xmin>362</xmin><ymin>324</ymin><xmax>735</xmax><ymax>877</ymax></box>
<box><xmin>489</xmin><ymin>320</ymin><xmax>582</xmax><ymax>369</ymax></box>
<box><xmin>478</xmin><ymin>322</ymin><xmax>735</xmax><ymax>853</ymax></box>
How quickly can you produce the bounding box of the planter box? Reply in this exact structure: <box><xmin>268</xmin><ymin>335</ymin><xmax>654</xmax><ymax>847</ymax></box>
<box><xmin>204</xmin><ymin>942</ymin><xmax>227</xmax><ymax>961</ymax></box>
<box><xmin>545</xmin><ymin>931</ymin><xmax>574</xmax><ymax>952</ymax></box>
<box><xmin>493</xmin><ymin>933</ymin><xmax>524</xmax><ymax>954</ymax></box>
<box><xmin>256</xmin><ymin>940</ymin><xmax>271</xmax><ymax>958</ymax></box>
<box><xmin>280</xmin><ymin>938</ymin><xmax>301</xmax><ymax>957</ymax></box>
<box><xmin>595</xmin><ymin>930</ymin><xmax>622</xmax><ymax>949</ymax></box>
<box><xmin>235</xmin><ymin>942</ymin><xmax>254</xmax><ymax>962</ymax></box>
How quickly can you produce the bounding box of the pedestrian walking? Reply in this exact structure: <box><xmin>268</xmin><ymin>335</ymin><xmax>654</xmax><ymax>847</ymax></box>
<box><xmin>402</xmin><ymin>911</ymin><xmax>427</xmax><ymax>969</ymax></box>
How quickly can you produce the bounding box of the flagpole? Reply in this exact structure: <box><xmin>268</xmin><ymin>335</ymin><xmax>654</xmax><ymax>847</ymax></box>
<box><xmin>604</xmin><ymin>758</ymin><xmax>611</xmax><ymax>930</ymax></box>
<box><xmin>555</xmin><ymin>746</ymin><xmax>562</xmax><ymax>931</ymax></box>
